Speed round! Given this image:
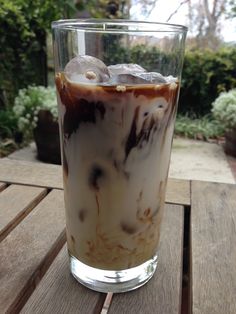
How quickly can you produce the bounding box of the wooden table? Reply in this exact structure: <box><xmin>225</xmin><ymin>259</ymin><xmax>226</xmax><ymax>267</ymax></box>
<box><xmin>0</xmin><ymin>158</ymin><xmax>236</xmax><ymax>314</ymax></box>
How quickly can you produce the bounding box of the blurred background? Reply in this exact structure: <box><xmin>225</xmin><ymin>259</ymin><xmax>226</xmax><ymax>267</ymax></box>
<box><xmin>0</xmin><ymin>0</ymin><xmax>236</xmax><ymax>161</ymax></box>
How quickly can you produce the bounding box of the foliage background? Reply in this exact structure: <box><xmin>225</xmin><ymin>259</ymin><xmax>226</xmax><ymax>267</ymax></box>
<box><xmin>1</xmin><ymin>0</ymin><xmax>236</xmax><ymax>142</ymax></box>
<box><xmin>0</xmin><ymin>0</ymin><xmax>75</xmax><ymax>108</ymax></box>
<box><xmin>180</xmin><ymin>48</ymin><xmax>236</xmax><ymax>116</ymax></box>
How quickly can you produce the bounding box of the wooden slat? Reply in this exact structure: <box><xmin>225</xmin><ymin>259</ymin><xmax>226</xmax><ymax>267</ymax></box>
<box><xmin>109</xmin><ymin>204</ymin><xmax>184</xmax><ymax>314</ymax></box>
<box><xmin>0</xmin><ymin>158</ymin><xmax>62</xmax><ymax>189</ymax></box>
<box><xmin>0</xmin><ymin>182</ymin><xmax>7</xmax><ymax>192</ymax></box>
<box><xmin>0</xmin><ymin>160</ymin><xmax>191</xmax><ymax>206</ymax></box>
<box><xmin>0</xmin><ymin>184</ymin><xmax>47</xmax><ymax>242</ymax></box>
<box><xmin>0</xmin><ymin>189</ymin><xmax>66</xmax><ymax>313</ymax></box>
<box><xmin>21</xmin><ymin>246</ymin><xmax>106</xmax><ymax>314</ymax></box>
<box><xmin>191</xmin><ymin>181</ymin><xmax>236</xmax><ymax>314</ymax></box>
<box><xmin>166</xmin><ymin>178</ymin><xmax>190</xmax><ymax>206</ymax></box>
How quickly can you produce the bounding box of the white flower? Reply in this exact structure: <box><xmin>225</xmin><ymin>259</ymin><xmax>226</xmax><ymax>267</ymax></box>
<box><xmin>13</xmin><ymin>85</ymin><xmax>58</xmax><ymax>136</ymax></box>
<box><xmin>13</xmin><ymin>106</ymin><xmax>22</xmax><ymax>116</ymax></box>
<box><xmin>18</xmin><ymin>117</ymin><xmax>28</xmax><ymax>131</ymax></box>
<box><xmin>212</xmin><ymin>89</ymin><xmax>236</xmax><ymax>130</ymax></box>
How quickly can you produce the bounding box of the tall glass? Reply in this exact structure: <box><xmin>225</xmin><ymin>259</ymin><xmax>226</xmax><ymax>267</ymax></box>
<box><xmin>52</xmin><ymin>19</ymin><xmax>187</xmax><ymax>293</ymax></box>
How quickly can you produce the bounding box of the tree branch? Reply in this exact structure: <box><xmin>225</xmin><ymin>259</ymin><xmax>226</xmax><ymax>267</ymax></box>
<box><xmin>166</xmin><ymin>0</ymin><xmax>189</xmax><ymax>22</ymax></box>
<box><xmin>204</xmin><ymin>0</ymin><xmax>215</xmax><ymax>24</ymax></box>
<box><xmin>212</xmin><ymin>0</ymin><xmax>217</xmax><ymax>18</ymax></box>
<box><xmin>216</xmin><ymin>1</ymin><xmax>225</xmax><ymax>19</ymax></box>
<box><xmin>146</xmin><ymin>0</ymin><xmax>159</xmax><ymax>17</ymax></box>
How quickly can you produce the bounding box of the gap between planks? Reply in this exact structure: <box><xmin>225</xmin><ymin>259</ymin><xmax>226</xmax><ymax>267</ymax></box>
<box><xmin>7</xmin><ymin>229</ymin><xmax>66</xmax><ymax>313</ymax></box>
<box><xmin>20</xmin><ymin>245</ymin><xmax>107</xmax><ymax>314</ymax></box>
<box><xmin>0</xmin><ymin>182</ymin><xmax>8</xmax><ymax>192</ymax></box>
<box><xmin>181</xmin><ymin>205</ymin><xmax>191</xmax><ymax>314</ymax></box>
<box><xmin>0</xmin><ymin>189</ymin><xmax>66</xmax><ymax>314</ymax></box>
<box><xmin>100</xmin><ymin>292</ymin><xmax>114</xmax><ymax>314</ymax></box>
<box><xmin>0</xmin><ymin>185</ymin><xmax>49</xmax><ymax>243</ymax></box>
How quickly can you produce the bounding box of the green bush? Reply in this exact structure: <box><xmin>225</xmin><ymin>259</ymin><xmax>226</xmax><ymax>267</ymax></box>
<box><xmin>0</xmin><ymin>0</ymin><xmax>75</xmax><ymax>107</ymax></box>
<box><xmin>174</xmin><ymin>114</ymin><xmax>224</xmax><ymax>140</ymax></box>
<box><xmin>0</xmin><ymin>108</ymin><xmax>18</xmax><ymax>138</ymax></box>
<box><xmin>179</xmin><ymin>48</ymin><xmax>236</xmax><ymax>116</ymax></box>
<box><xmin>212</xmin><ymin>89</ymin><xmax>236</xmax><ymax>131</ymax></box>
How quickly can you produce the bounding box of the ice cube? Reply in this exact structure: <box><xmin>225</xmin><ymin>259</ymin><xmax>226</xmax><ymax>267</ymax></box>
<box><xmin>165</xmin><ymin>75</ymin><xmax>178</xmax><ymax>83</ymax></box>
<box><xmin>108</xmin><ymin>72</ymin><xmax>167</xmax><ymax>85</ymax></box>
<box><xmin>64</xmin><ymin>55</ymin><xmax>110</xmax><ymax>83</ymax></box>
<box><xmin>109</xmin><ymin>73</ymin><xmax>148</xmax><ymax>85</ymax></box>
<box><xmin>108</xmin><ymin>64</ymin><xmax>146</xmax><ymax>76</ymax></box>
<box><xmin>135</xmin><ymin>72</ymin><xmax>167</xmax><ymax>84</ymax></box>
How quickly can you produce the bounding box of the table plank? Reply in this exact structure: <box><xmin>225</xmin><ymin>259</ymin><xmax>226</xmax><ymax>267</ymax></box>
<box><xmin>0</xmin><ymin>189</ymin><xmax>66</xmax><ymax>313</ymax></box>
<box><xmin>109</xmin><ymin>204</ymin><xmax>184</xmax><ymax>314</ymax></box>
<box><xmin>166</xmin><ymin>178</ymin><xmax>190</xmax><ymax>206</ymax></box>
<box><xmin>0</xmin><ymin>184</ymin><xmax>47</xmax><ymax>242</ymax></box>
<box><xmin>0</xmin><ymin>158</ymin><xmax>63</xmax><ymax>189</ymax></box>
<box><xmin>191</xmin><ymin>181</ymin><xmax>236</xmax><ymax>314</ymax></box>
<box><xmin>0</xmin><ymin>159</ymin><xmax>190</xmax><ymax>206</ymax></box>
<box><xmin>21</xmin><ymin>246</ymin><xmax>106</xmax><ymax>314</ymax></box>
<box><xmin>0</xmin><ymin>182</ymin><xmax>7</xmax><ymax>192</ymax></box>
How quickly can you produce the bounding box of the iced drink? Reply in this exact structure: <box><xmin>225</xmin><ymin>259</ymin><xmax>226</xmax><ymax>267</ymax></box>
<box><xmin>55</xmin><ymin>55</ymin><xmax>179</xmax><ymax>271</ymax></box>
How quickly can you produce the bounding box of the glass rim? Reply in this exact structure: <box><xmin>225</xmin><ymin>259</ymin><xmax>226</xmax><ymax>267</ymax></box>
<box><xmin>52</xmin><ymin>18</ymin><xmax>188</xmax><ymax>33</ymax></box>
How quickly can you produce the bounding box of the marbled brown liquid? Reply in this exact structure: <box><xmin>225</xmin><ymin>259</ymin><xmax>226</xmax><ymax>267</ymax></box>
<box><xmin>56</xmin><ymin>72</ymin><xmax>179</xmax><ymax>270</ymax></box>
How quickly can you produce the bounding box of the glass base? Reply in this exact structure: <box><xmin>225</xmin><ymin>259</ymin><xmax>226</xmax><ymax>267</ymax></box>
<box><xmin>69</xmin><ymin>253</ymin><xmax>158</xmax><ymax>293</ymax></box>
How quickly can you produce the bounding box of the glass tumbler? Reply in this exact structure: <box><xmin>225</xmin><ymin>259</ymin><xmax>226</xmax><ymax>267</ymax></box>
<box><xmin>52</xmin><ymin>19</ymin><xmax>187</xmax><ymax>293</ymax></box>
